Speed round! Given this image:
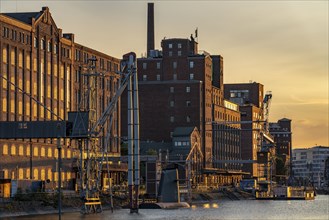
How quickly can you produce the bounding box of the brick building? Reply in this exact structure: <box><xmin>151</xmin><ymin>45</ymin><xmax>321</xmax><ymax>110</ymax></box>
<box><xmin>269</xmin><ymin>118</ymin><xmax>292</xmax><ymax>176</ymax></box>
<box><xmin>121</xmin><ymin>3</ymin><xmax>241</xmax><ymax>176</ymax></box>
<box><xmin>0</xmin><ymin>7</ymin><xmax>121</xmax><ymax>194</ymax></box>
<box><xmin>224</xmin><ymin>82</ymin><xmax>265</xmax><ymax>177</ymax></box>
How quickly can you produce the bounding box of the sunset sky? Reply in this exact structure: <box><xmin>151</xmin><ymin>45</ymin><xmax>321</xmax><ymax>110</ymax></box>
<box><xmin>0</xmin><ymin>0</ymin><xmax>328</xmax><ymax>148</ymax></box>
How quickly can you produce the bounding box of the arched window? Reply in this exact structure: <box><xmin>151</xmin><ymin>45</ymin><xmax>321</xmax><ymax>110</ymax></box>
<box><xmin>11</xmin><ymin>144</ymin><xmax>16</xmax><ymax>155</ymax></box>
<box><xmin>33</xmin><ymin>146</ymin><xmax>38</xmax><ymax>157</ymax></box>
<box><xmin>67</xmin><ymin>149</ymin><xmax>71</xmax><ymax>159</ymax></box>
<box><xmin>54</xmin><ymin>148</ymin><xmax>58</xmax><ymax>158</ymax></box>
<box><xmin>61</xmin><ymin>149</ymin><xmax>65</xmax><ymax>159</ymax></box>
<box><xmin>40</xmin><ymin>147</ymin><xmax>45</xmax><ymax>157</ymax></box>
<box><xmin>33</xmin><ymin>168</ymin><xmax>38</xmax><ymax>180</ymax></box>
<box><xmin>2</xmin><ymin>144</ymin><xmax>8</xmax><ymax>155</ymax></box>
<box><xmin>18</xmin><ymin>168</ymin><xmax>24</xmax><ymax>179</ymax></box>
<box><xmin>48</xmin><ymin>148</ymin><xmax>52</xmax><ymax>158</ymax></box>
<box><xmin>26</xmin><ymin>168</ymin><xmax>30</xmax><ymax>179</ymax></box>
<box><xmin>18</xmin><ymin>145</ymin><xmax>24</xmax><ymax>156</ymax></box>
<box><xmin>26</xmin><ymin>146</ymin><xmax>30</xmax><ymax>156</ymax></box>
<box><xmin>41</xmin><ymin>169</ymin><xmax>46</xmax><ymax>180</ymax></box>
<box><xmin>47</xmin><ymin>168</ymin><xmax>52</xmax><ymax>181</ymax></box>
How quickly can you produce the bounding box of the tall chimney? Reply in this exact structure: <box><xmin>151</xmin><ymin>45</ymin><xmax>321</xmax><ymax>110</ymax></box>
<box><xmin>147</xmin><ymin>3</ymin><xmax>155</xmax><ymax>58</ymax></box>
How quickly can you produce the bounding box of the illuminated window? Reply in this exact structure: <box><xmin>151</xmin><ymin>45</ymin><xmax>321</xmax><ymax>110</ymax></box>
<box><xmin>33</xmin><ymin>103</ymin><xmax>37</xmax><ymax>117</ymax></box>
<box><xmin>33</xmin><ymin>82</ymin><xmax>37</xmax><ymax>96</ymax></box>
<box><xmin>47</xmin><ymin>110</ymin><xmax>51</xmax><ymax>119</ymax></box>
<box><xmin>2</xmin><ymin>47</ymin><xmax>7</xmax><ymax>63</ymax></box>
<box><xmin>60</xmin><ymin>65</ymin><xmax>64</xmax><ymax>79</ymax></box>
<box><xmin>54</xmin><ymin>85</ymin><xmax>58</xmax><ymax>99</ymax></box>
<box><xmin>60</xmin><ymin>88</ymin><xmax>64</xmax><ymax>101</ymax></box>
<box><xmin>47</xmin><ymin>148</ymin><xmax>52</xmax><ymax>158</ymax></box>
<box><xmin>33</xmin><ymin>168</ymin><xmax>38</xmax><ymax>180</ymax></box>
<box><xmin>67</xmin><ymin>172</ymin><xmax>71</xmax><ymax>180</ymax></box>
<box><xmin>47</xmin><ymin>168</ymin><xmax>52</xmax><ymax>181</ymax></box>
<box><xmin>41</xmin><ymin>169</ymin><xmax>45</xmax><ymax>180</ymax></box>
<box><xmin>26</xmin><ymin>146</ymin><xmax>30</xmax><ymax>156</ymax></box>
<box><xmin>18</xmin><ymin>51</ymin><xmax>23</xmax><ymax>68</ymax></box>
<box><xmin>25</xmin><ymin>80</ymin><xmax>30</xmax><ymax>93</ymax></box>
<box><xmin>26</xmin><ymin>102</ymin><xmax>30</xmax><ymax>116</ymax></box>
<box><xmin>26</xmin><ymin>54</ymin><xmax>30</xmax><ymax>70</ymax></box>
<box><xmin>18</xmin><ymin>78</ymin><xmax>23</xmax><ymax>90</ymax></box>
<box><xmin>11</xmin><ymin>50</ymin><xmax>15</xmax><ymax>65</ymax></box>
<box><xmin>2</xmin><ymin>144</ymin><xmax>8</xmax><ymax>155</ymax></box>
<box><xmin>33</xmin><ymin>146</ymin><xmax>38</xmax><ymax>157</ymax></box>
<box><xmin>10</xmin><ymin>75</ymin><xmax>15</xmax><ymax>91</ymax></box>
<box><xmin>18</xmin><ymin>145</ymin><xmax>23</xmax><ymax>156</ymax></box>
<box><xmin>18</xmin><ymin>101</ymin><xmax>22</xmax><ymax>115</ymax></box>
<box><xmin>11</xmin><ymin>171</ymin><xmax>15</xmax><ymax>179</ymax></box>
<box><xmin>18</xmin><ymin>168</ymin><xmax>24</xmax><ymax>179</ymax></box>
<box><xmin>26</xmin><ymin>168</ymin><xmax>30</xmax><ymax>179</ymax></box>
<box><xmin>2</xmin><ymin>98</ymin><xmax>7</xmax><ymax>112</ymax></box>
<box><xmin>11</xmin><ymin>144</ymin><xmax>16</xmax><ymax>155</ymax></box>
<box><xmin>54</xmin><ymin>148</ymin><xmax>58</xmax><ymax>158</ymax></box>
<box><xmin>3</xmin><ymin>169</ymin><xmax>8</xmax><ymax>179</ymax></box>
<box><xmin>54</xmin><ymin>63</ymin><xmax>58</xmax><ymax>76</ymax></box>
<box><xmin>61</xmin><ymin>149</ymin><xmax>65</xmax><ymax>159</ymax></box>
<box><xmin>40</xmin><ymin>147</ymin><xmax>45</xmax><ymax>157</ymax></box>
<box><xmin>61</xmin><ymin>172</ymin><xmax>65</xmax><ymax>181</ymax></box>
<box><xmin>33</xmin><ymin>58</ymin><xmax>37</xmax><ymax>72</ymax></box>
<box><xmin>67</xmin><ymin>149</ymin><xmax>71</xmax><ymax>159</ymax></box>
<box><xmin>40</xmin><ymin>106</ymin><xmax>44</xmax><ymax>118</ymax></box>
<box><xmin>54</xmin><ymin>172</ymin><xmax>58</xmax><ymax>181</ymax></box>
<box><xmin>60</xmin><ymin>109</ymin><xmax>64</xmax><ymax>119</ymax></box>
<box><xmin>47</xmin><ymin>85</ymin><xmax>51</xmax><ymax>98</ymax></box>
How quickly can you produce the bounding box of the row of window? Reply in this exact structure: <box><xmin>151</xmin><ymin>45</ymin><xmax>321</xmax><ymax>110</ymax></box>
<box><xmin>170</xmin><ymin>115</ymin><xmax>191</xmax><ymax>123</ymax></box>
<box><xmin>174</xmin><ymin>141</ymin><xmax>190</xmax><ymax>147</ymax></box>
<box><xmin>2</xmin><ymin>144</ymin><xmax>72</xmax><ymax>159</ymax></box>
<box><xmin>1</xmin><ymin>168</ymin><xmax>72</xmax><ymax>181</ymax></box>
<box><xmin>2</xmin><ymin>27</ymin><xmax>31</xmax><ymax>45</ymax></box>
<box><xmin>168</xmin><ymin>43</ymin><xmax>182</xmax><ymax>49</ymax></box>
<box><xmin>142</xmin><ymin>73</ymin><xmax>195</xmax><ymax>81</ymax></box>
<box><xmin>142</xmin><ymin>61</ymin><xmax>195</xmax><ymax>70</ymax></box>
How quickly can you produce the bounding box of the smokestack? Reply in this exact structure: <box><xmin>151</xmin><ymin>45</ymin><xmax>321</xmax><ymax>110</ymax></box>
<box><xmin>147</xmin><ymin>3</ymin><xmax>155</xmax><ymax>58</ymax></box>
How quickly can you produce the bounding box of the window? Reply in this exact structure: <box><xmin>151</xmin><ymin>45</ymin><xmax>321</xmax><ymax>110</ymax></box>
<box><xmin>178</xmin><ymin>43</ymin><xmax>182</xmax><ymax>48</ymax></box>
<box><xmin>173</xmin><ymin>74</ymin><xmax>177</xmax><ymax>80</ymax></box>
<box><xmin>2</xmin><ymin>144</ymin><xmax>8</xmax><ymax>155</ymax></box>
<box><xmin>34</xmin><ymin>37</ymin><xmax>38</xmax><ymax>48</ymax></box>
<box><xmin>48</xmin><ymin>148</ymin><xmax>52</xmax><ymax>157</ymax></box>
<box><xmin>41</xmin><ymin>38</ymin><xmax>45</xmax><ymax>50</ymax></box>
<box><xmin>189</xmin><ymin>61</ymin><xmax>194</xmax><ymax>68</ymax></box>
<box><xmin>2</xmin><ymin>98</ymin><xmax>7</xmax><ymax>113</ymax></box>
<box><xmin>54</xmin><ymin>44</ymin><xmax>58</xmax><ymax>54</ymax></box>
<box><xmin>156</xmin><ymin>74</ymin><xmax>160</xmax><ymax>81</ymax></box>
<box><xmin>170</xmin><ymin>101</ymin><xmax>174</xmax><ymax>107</ymax></box>
<box><xmin>26</xmin><ymin>168</ymin><xmax>30</xmax><ymax>179</ymax></box>
<box><xmin>189</xmin><ymin>74</ymin><xmax>194</xmax><ymax>80</ymax></box>
<box><xmin>178</xmin><ymin>51</ymin><xmax>182</xmax><ymax>56</ymax></box>
<box><xmin>48</xmin><ymin>168</ymin><xmax>52</xmax><ymax>181</ymax></box>
<box><xmin>186</xmin><ymin>101</ymin><xmax>191</xmax><ymax>107</ymax></box>
<box><xmin>33</xmin><ymin>146</ymin><xmax>38</xmax><ymax>157</ymax></box>
<box><xmin>67</xmin><ymin>149</ymin><xmax>71</xmax><ymax>159</ymax></box>
<box><xmin>26</xmin><ymin>146</ymin><xmax>30</xmax><ymax>156</ymax></box>
<box><xmin>18</xmin><ymin>168</ymin><xmax>23</xmax><ymax>179</ymax></box>
<box><xmin>169</xmin><ymin>51</ymin><xmax>172</xmax><ymax>56</ymax></box>
<box><xmin>11</xmin><ymin>144</ymin><xmax>16</xmax><ymax>155</ymax></box>
<box><xmin>143</xmin><ymin>63</ymin><xmax>147</xmax><ymax>69</ymax></box>
<box><xmin>168</xmin><ymin>43</ymin><xmax>173</xmax><ymax>48</ymax></box>
<box><xmin>186</xmin><ymin>116</ymin><xmax>191</xmax><ymax>123</ymax></box>
<box><xmin>170</xmin><ymin>87</ymin><xmax>174</xmax><ymax>93</ymax></box>
<box><xmin>170</xmin><ymin>116</ymin><xmax>175</xmax><ymax>123</ymax></box>
<box><xmin>33</xmin><ymin>168</ymin><xmax>38</xmax><ymax>180</ymax></box>
<box><xmin>41</xmin><ymin>147</ymin><xmax>45</xmax><ymax>157</ymax></box>
<box><xmin>186</xmin><ymin>86</ymin><xmax>190</xmax><ymax>93</ymax></box>
<box><xmin>173</xmin><ymin>62</ymin><xmax>177</xmax><ymax>69</ymax></box>
<box><xmin>156</xmin><ymin>62</ymin><xmax>161</xmax><ymax>69</ymax></box>
<box><xmin>41</xmin><ymin>169</ymin><xmax>46</xmax><ymax>181</ymax></box>
<box><xmin>143</xmin><ymin>75</ymin><xmax>147</xmax><ymax>81</ymax></box>
<box><xmin>18</xmin><ymin>145</ymin><xmax>24</xmax><ymax>156</ymax></box>
<box><xmin>47</xmin><ymin>41</ymin><xmax>51</xmax><ymax>52</ymax></box>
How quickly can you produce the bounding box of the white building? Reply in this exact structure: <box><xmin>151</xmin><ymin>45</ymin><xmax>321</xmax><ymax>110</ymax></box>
<box><xmin>292</xmin><ymin>146</ymin><xmax>329</xmax><ymax>188</ymax></box>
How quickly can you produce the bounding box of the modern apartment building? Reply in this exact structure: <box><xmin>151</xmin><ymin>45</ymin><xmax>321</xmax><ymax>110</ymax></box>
<box><xmin>0</xmin><ymin>7</ymin><xmax>121</xmax><ymax>193</ymax></box>
<box><xmin>292</xmin><ymin>146</ymin><xmax>329</xmax><ymax>188</ymax></box>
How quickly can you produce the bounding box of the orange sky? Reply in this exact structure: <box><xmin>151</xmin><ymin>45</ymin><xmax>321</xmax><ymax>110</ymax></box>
<box><xmin>1</xmin><ymin>1</ymin><xmax>328</xmax><ymax>148</ymax></box>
